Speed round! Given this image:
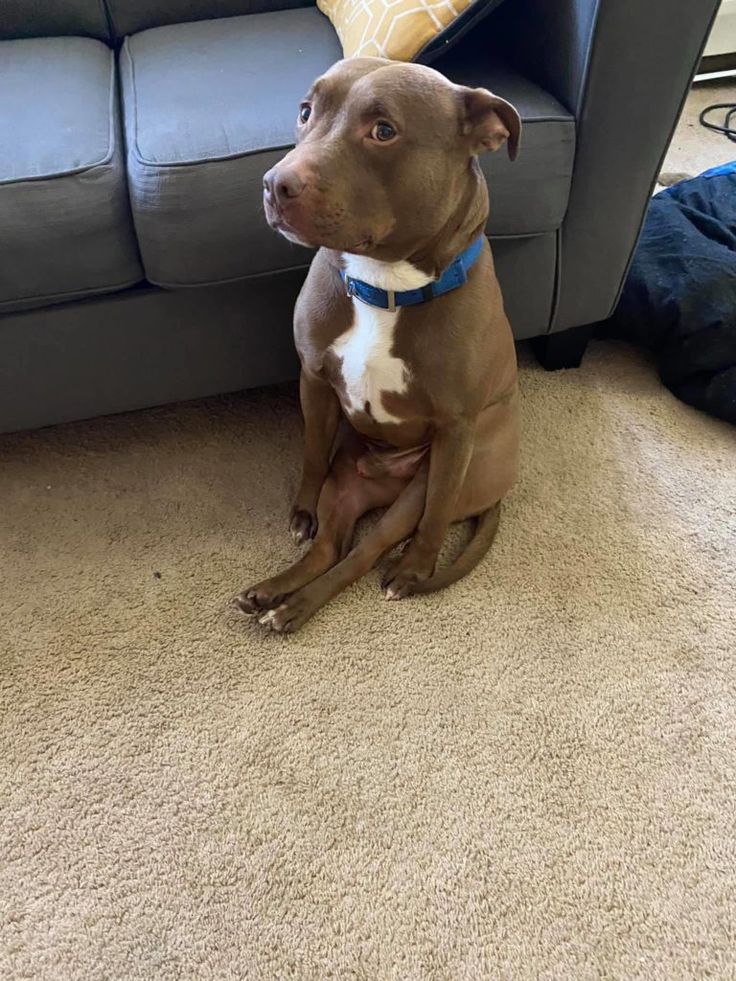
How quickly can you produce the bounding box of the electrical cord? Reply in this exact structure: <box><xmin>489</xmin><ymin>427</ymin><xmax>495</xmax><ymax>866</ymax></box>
<box><xmin>699</xmin><ymin>102</ymin><xmax>736</xmax><ymax>142</ymax></box>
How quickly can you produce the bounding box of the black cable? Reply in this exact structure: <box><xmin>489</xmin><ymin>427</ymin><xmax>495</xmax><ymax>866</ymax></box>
<box><xmin>699</xmin><ymin>102</ymin><xmax>736</xmax><ymax>142</ymax></box>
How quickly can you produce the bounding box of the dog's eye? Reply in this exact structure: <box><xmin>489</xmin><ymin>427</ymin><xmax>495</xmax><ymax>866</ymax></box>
<box><xmin>370</xmin><ymin>120</ymin><xmax>397</xmax><ymax>142</ymax></box>
<box><xmin>299</xmin><ymin>104</ymin><xmax>312</xmax><ymax>124</ymax></box>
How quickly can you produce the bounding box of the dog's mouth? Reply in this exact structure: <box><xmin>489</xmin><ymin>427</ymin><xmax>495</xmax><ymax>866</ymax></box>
<box><xmin>265</xmin><ymin>195</ymin><xmax>386</xmax><ymax>254</ymax></box>
<box><xmin>270</xmin><ymin>217</ymin><xmax>312</xmax><ymax>248</ymax></box>
<box><xmin>270</xmin><ymin>217</ymin><xmax>376</xmax><ymax>254</ymax></box>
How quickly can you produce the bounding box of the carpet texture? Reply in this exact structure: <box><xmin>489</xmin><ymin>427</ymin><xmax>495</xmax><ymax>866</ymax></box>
<box><xmin>1</xmin><ymin>342</ymin><xmax>734</xmax><ymax>980</ymax></box>
<box><xmin>661</xmin><ymin>78</ymin><xmax>736</xmax><ymax>179</ymax></box>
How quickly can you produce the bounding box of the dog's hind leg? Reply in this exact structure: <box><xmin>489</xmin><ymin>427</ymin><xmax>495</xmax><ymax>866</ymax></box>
<box><xmin>256</xmin><ymin>469</ymin><xmax>428</xmax><ymax>633</ymax></box>
<box><xmin>235</xmin><ymin>440</ymin><xmax>406</xmax><ymax>614</ymax></box>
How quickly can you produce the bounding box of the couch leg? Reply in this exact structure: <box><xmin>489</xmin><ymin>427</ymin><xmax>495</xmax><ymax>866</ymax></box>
<box><xmin>532</xmin><ymin>325</ymin><xmax>593</xmax><ymax>371</ymax></box>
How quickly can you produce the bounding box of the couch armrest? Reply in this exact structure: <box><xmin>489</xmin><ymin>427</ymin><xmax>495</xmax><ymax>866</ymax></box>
<box><xmin>492</xmin><ymin>0</ymin><xmax>599</xmax><ymax>116</ymax></box>
<box><xmin>492</xmin><ymin>0</ymin><xmax>720</xmax><ymax>331</ymax></box>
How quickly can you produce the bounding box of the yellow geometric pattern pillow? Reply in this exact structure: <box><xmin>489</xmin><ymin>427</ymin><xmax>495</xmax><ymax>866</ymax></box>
<box><xmin>316</xmin><ymin>0</ymin><xmax>479</xmax><ymax>63</ymax></box>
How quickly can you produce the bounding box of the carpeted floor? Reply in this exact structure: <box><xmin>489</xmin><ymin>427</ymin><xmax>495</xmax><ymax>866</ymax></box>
<box><xmin>661</xmin><ymin>77</ymin><xmax>736</xmax><ymax>178</ymax></box>
<box><xmin>1</xmin><ymin>341</ymin><xmax>734</xmax><ymax>979</ymax></box>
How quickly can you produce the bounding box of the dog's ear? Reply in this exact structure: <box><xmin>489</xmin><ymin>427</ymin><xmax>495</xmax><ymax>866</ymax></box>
<box><xmin>460</xmin><ymin>87</ymin><xmax>521</xmax><ymax>161</ymax></box>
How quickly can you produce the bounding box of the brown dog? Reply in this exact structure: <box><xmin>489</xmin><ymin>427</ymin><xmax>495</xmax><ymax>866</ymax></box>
<box><xmin>235</xmin><ymin>58</ymin><xmax>521</xmax><ymax>632</ymax></box>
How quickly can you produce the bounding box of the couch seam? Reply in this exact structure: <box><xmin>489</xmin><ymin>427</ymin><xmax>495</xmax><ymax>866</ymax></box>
<box><xmin>572</xmin><ymin>0</ymin><xmax>602</xmax><ymax>117</ymax></box>
<box><xmin>121</xmin><ymin>38</ymin><xmax>143</xmax><ymax>163</ymax></box>
<box><xmin>140</xmin><ymin>231</ymin><xmax>557</xmax><ymax>290</ymax></box>
<box><xmin>0</xmin><ymin>274</ymin><xmax>144</xmax><ymax>314</ymax></box>
<box><xmin>546</xmin><ymin>226</ymin><xmax>563</xmax><ymax>332</ymax></box>
<box><xmin>99</xmin><ymin>0</ymin><xmax>117</xmax><ymax>43</ymax></box>
<box><xmin>545</xmin><ymin>0</ymin><xmax>599</xmax><ymax>329</ymax></box>
<box><xmin>146</xmin><ymin>262</ymin><xmax>313</xmax><ymax>291</ymax></box>
<box><xmin>0</xmin><ymin>43</ymin><xmax>117</xmax><ymax>187</ymax></box>
<box><xmin>128</xmin><ymin>116</ymin><xmax>574</xmax><ymax>169</ymax></box>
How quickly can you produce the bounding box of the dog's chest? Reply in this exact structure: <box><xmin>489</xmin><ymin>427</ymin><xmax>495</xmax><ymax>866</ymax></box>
<box><xmin>329</xmin><ymin>256</ymin><xmax>432</xmax><ymax>425</ymax></box>
<box><xmin>331</xmin><ymin>304</ymin><xmax>407</xmax><ymax>424</ymax></box>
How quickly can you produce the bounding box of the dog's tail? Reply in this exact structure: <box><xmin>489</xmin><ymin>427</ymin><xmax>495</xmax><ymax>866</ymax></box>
<box><xmin>410</xmin><ymin>501</ymin><xmax>502</xmax><ymax>595</ymax></box>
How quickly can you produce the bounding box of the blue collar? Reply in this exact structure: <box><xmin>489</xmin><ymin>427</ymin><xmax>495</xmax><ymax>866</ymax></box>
<box><xmin>340</xmin><ymin>235</ymin><xmax>485</xmax><ymax>312</ymax></box>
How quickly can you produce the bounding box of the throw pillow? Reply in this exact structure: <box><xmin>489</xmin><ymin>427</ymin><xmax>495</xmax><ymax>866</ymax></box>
<box><xmin>316</xmin><ymin>0</ymin><xmax>508</xmax><ymax>64</ymax></box>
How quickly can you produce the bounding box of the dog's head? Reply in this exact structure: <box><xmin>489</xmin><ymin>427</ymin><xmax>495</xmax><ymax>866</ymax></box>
<box><xmin>263</xmin><ymin>58</ymin><xmax>520</xmax><ymax>263</ymax></box>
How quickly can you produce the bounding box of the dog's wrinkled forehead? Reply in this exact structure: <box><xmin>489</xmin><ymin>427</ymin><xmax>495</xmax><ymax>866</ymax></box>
<box><xmin>308</xmin><ymin>58</ymin><xmax>461</xmax><ymax>133</ymax></box>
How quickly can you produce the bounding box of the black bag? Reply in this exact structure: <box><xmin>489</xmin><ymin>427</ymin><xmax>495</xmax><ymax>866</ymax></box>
<box><xmin>608</xmin><ymin>162</ymin><xmax>736</xmax><ymax>424</ymax></box>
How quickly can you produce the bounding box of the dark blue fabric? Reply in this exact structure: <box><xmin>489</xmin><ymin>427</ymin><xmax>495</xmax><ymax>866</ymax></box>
<box><xmin>341</xmin><ymin>236</ymin><xmax>485</xmax><ymax>311</ymax></box>
<box><xmin>609</xmin><ymin>162</ymin><xmax>736</xmax><ymax>424</ymax></box>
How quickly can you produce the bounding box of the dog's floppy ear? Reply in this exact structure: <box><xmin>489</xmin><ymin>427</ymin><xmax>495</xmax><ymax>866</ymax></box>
<box><xmin>460</xmin><ymin>87</ymin><xmax>521</xmax><ymax>161</ymax></box>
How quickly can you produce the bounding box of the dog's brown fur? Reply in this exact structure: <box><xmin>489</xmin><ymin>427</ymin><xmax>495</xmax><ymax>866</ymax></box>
<box><xmin>235</xmin><ymin>58</ymin><xmax>521</xmax><ymax>632</ymax></box>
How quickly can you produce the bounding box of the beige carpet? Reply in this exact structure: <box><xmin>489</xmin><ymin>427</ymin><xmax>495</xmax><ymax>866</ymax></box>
<box><xmin>1</xmin><ymin>341</ymin><xmax>735</xmax><ymax>979</ymax></box>
<box><xmin>661</xmin><ymin>77</ymin><xmax>736</xmax><ymax>178</ymax></box>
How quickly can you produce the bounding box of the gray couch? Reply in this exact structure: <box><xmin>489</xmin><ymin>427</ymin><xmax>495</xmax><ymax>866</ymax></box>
<box><xmin>0</xmin><ymin>0</ymin><xmax>719</xmax><ymax>433</ymax></box>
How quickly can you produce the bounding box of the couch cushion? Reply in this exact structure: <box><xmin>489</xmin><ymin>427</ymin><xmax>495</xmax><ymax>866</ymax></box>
<box><xmin>0</xmin><ymin>0</ymin><xmax>109</xmax><ymax>41</ymax></box>
<box><xmin>121</xmin><ymin>6</ymin><xmax>574</xmax><ymax>287</ymax></box>
<box><xmin>121</xmin><ymin>8</ymin><xmax>341</xmax><ymax>286</ymax></box>
<box><xmin>107</xmin><ymin>0</ymin><xmax>313</xmax><ymax>38</ymax></box>
<box><xmin>0</xmin><ymin>37</ymin><xmax>143</xmax><ymax>311</ymax></box>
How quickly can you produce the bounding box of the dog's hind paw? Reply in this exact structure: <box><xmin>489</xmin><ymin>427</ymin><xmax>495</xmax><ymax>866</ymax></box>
<box><xmin>381</xmin><ymin>543</ymin><xmax>434</xmax><ymax>600</ymax></box>
<box><xmin>382</xmin><ymin>574</ymin><xmax>419</xmax><ymax>601</ymax></box>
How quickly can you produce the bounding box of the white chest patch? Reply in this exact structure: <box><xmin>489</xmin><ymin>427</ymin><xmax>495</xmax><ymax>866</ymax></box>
<box><xmin>330</xmin><ymin>255</ymin><xmax>433</xmax><ymax>425</ymax></box>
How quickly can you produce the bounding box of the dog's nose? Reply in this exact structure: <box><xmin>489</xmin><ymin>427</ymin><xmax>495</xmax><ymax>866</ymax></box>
<box><xmin>263</xmin><ymin>166</ymin><xmax>305</xmax><ymax>205</ymax></box>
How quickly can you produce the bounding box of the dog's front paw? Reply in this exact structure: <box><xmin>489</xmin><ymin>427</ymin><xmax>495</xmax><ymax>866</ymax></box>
<box><xmin>256</xmin><ymin>590</ymin><xmax>318</xmax><ymax>634</ymax></box>
<box><xmin>289</xmin><ymin>507</ymin><xmax>317</xmax><ymax>545</ymax></box>
<box><xmin>233</xmin><ymin>581</ymin><xmax>287</xmax><ymax>615</ymax></box>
